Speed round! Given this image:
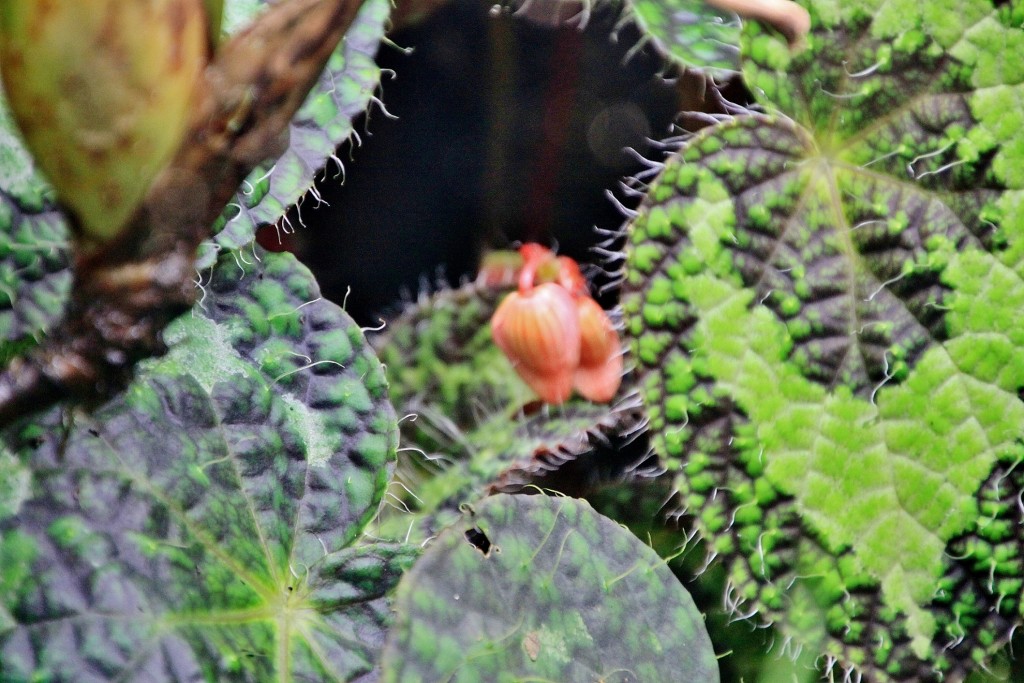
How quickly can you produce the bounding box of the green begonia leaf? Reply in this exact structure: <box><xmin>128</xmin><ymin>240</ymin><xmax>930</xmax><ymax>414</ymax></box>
<box><xmin>0</xmin><ymin>249</ymin><xmax>416</xmax><ymax>681</ymax></box>
<box><xmin>0</xmin><ymin>100</ymin><xmax>71</xmax><ymax>352</ymax></box>
<box><xmin>627</xmin><ymin>0</ymin><xmax>740</xmax><ymax>74</ymax></box>
<box><xmin>209</xmin><ymin>0</ymin><xmax>390</xmax><ymax>265</ymax></box>
<box><xmin>381</xmin><ymin>493</ymin><xmax>720</xmax><ymax>682</ymax></box>
<box><xmin>622</xmin><ymin>0</ymin><xmax>1024</xmax><ymax>679</ymax></box>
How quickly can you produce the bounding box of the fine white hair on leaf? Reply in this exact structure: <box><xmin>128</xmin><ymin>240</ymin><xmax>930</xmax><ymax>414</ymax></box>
<box><xmin>603</xmin><ymin>188</ymin><xmax>639</xmax><ymax>219</ymax></box>
<box><xmin>272</xmin><ymin>359</ymin><xmax>346</xmax><ymax>385</ymax></box>
<box><xmin>361</xmin><ymin>318</ymin><xmax>387</xmax><ymax>334</ymax></box>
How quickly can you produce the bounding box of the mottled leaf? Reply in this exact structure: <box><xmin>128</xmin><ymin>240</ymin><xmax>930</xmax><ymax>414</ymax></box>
<box><xmin>376</xmin><ymin>282</ymin><xmax>531</xmax><ymax>429</ymax></box>
<box><xmin>0</xmin><ymin>100</ymin><xmax>72</xmax><ymax>350</ymax></box>
<box><xmin>0</xmin><ymin>248</ymin><xmax>417</xmax><ymax>681</ymax></box>
<box><xmin>622</xmin><ymin>0</ymin><xmax>1024</xmax><ymax>679</ymax></box>
<box><xmin>209</xmin><ymin>0</ymin><xmax>390</xmax><ymax>264</ymax></box>
<box><xmin>627</xmin><ymin>0</ymin><xmax>740</xmax><ymax>73</ymax></box>
<box><xmin>0</xmin><ymin>447</ymin><xmax>28</xmax><ymax>522</ymax></box>
<box><xmin>381</xmin><ymin>493</ymin><xmax>720</xmax><ymax>683</ymax></box>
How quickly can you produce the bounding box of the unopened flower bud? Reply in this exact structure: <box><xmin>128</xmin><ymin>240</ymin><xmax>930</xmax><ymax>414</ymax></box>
<box><xmin>518</xmin><ymin>243</ymin><xmax>555</xmax><ymax>267</ymax></box>
<box><xmin>491</xmin><ymin>282</ymin><xmax>581</xmax><ymax>404</ymax></box>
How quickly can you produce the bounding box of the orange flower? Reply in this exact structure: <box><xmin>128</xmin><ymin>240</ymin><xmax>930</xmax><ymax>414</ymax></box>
<box><xmin>573</xmin><ymin>296</ymin><xmax>622</xmax><ymax>402</ymax></box>
<box><xmin>489</xmin><ymin>243</ymin><xmax>623</xmax><ymax>404</ymax></box>
<box><xmin>491</xmin><ymin>282</ymin><xmax>580</xmax><ymax>404</ymax></box>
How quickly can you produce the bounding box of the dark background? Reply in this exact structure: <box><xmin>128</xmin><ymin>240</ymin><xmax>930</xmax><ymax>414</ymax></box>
<box><xmin>282</xmin><ymin>0</ymin><xmax>681</xmax><ymax>325</ymax></box>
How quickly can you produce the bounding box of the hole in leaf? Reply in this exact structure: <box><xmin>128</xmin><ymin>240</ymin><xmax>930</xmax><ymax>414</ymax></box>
<box><xmin>465</xmin><ymin>526</ymin><xmax>492</xmax><ymax>556</ymax></box>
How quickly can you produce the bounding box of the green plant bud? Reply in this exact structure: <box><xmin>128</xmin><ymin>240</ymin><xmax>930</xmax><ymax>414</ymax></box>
<box><xmin>0</xmin><ymin>0</ymin><xmax>208</xmax><ymax>247</ymax></box>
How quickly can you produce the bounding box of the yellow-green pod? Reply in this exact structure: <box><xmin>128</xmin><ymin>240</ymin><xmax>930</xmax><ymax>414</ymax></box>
<box><xmin>0</xmin><ymin>0</ymin><xmax>208</xmax><ymax>247</ymax></box>
<box><xmin>203</xmin><ymin>0</ymin><xmax>224</xmax><ymax>48</ymax></box>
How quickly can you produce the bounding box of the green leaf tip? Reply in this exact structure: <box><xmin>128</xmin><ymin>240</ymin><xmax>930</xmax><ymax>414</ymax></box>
<box><xmin>208</xmin><ymin>0</ymin><xmax>392</xmax><ymax>263</ymax></box>
<box><xmin>0</xmin><ymin>248</ymin><xmax>415</xmax><ymax>681</ymax></box>
<box><xmin>624</xmin><ymin>0</ymin><xmax>1024</xmax><ymax>678</ymax></box>
<box><xmin>204</xmin><ymin>0</ymin><xmax>225</xmax><ymax>46</ymax></box>
<box><xmin>381</xmin><ymin>493</ymin><xmax>720</xmax><ymax>683</ymax></box>
<box><xmin>625</xmin><ymin>0</ymin><xmax>742</xmax><ymax>74</ymax></box>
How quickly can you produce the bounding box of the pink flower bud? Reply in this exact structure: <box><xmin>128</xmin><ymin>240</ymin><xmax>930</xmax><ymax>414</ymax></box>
<box><xmin>491</xmin><ymin>282</ymin><xmax>581</xmax><ymax>404</ymax></box>
<box><xmin>573</xmin><ymin>296</ymin><xmax>622</xmax><ymax>403</ymax></box>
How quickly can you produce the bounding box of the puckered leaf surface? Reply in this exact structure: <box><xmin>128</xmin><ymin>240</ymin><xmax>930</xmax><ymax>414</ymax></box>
<box><xmin>0</xmin><ymin>101</ymin><xmax>71</xmax><ymax>352</ymax></box>
<box><xmin>381</xmin><ymin>493</ymin><xmax>720</xmax><ymax>683</ymax></box>
<box><xmin>622</xmin><ymin>0</ymin><xmax>1024</xmax><ymax>678</ymax></box>
<box><xmin>0</xmin><ymin>249</ymin><xmax>415</xmax><ymax>682</ymax></box>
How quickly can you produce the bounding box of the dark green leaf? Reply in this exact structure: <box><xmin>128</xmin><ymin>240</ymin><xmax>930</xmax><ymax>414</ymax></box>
<box><xmin>381</xmin><ymin>493</ymin><xmax>720</xmax><ymax>683</ymax></box>
<box><xmin>0</xmin><ymin>101</ymin><xmax>71</xmax><ymax>350</ymax></box>
<box><xmin>0</xmin><ymin>249</ymin><xmax>415</xmax><ymax>681</ymax></box>
<box><xmin>376</xmin><ymin>282</ymin><xmax>530</xmax><ymax>428</ymax></box>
